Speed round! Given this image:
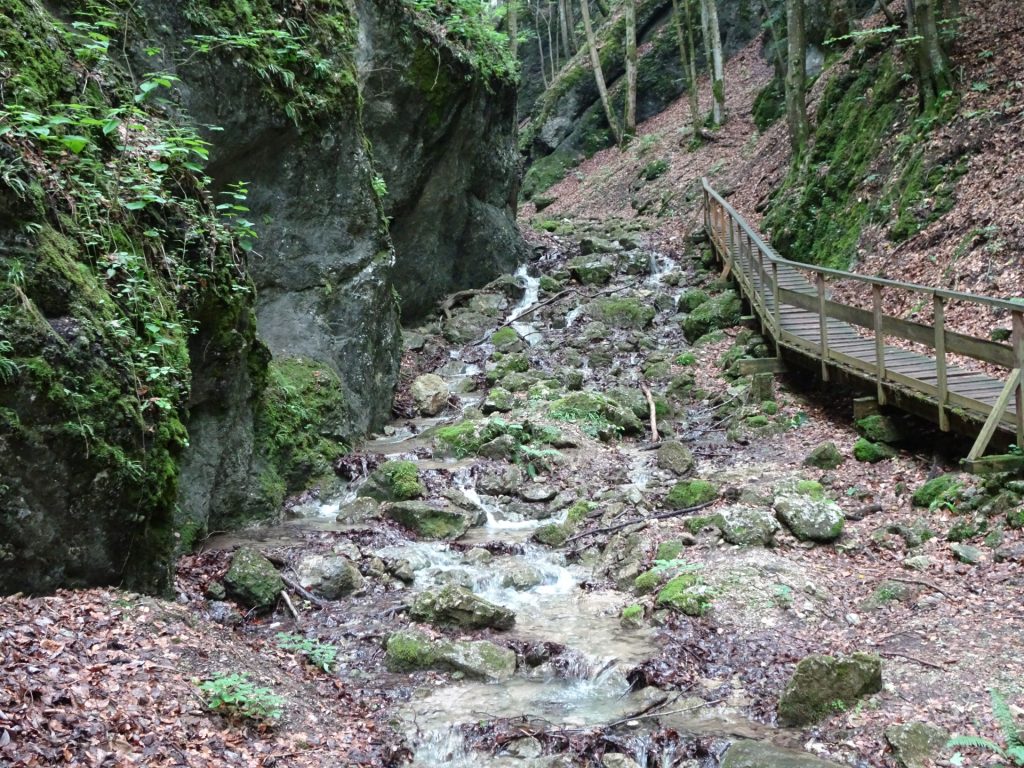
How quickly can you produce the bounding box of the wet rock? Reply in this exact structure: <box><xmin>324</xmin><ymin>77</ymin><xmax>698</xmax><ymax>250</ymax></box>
<box><xmin>411</xmin><ymin>374</ymin><xmax>450</xmax><ymax>416</ymax></box>
<box><xmin>358</xmin><ymin>460</ymin><xmax>424</xmax><ymax>502</ymax></box>
<box><xmin>223</xmin><ymin>547</ymin><xmax>283</xmax><ymax>612</ymax></box>
<box><xmin>482</xmin><ymin>386</ymin><xmax>514</xmax><ymax>414</ymax></box>
<box><xmin>682</xmin><ymin>290</ymin><xmax>741</xmax><ymax>342</ymax></box>
<box><xmin>716</xmin><ymin>505</ymin><xmax>779</xmax><ymax>546</ymax></box>
<box><xmin>443</xmin><ymin>310</ymin><xmax>493</xmax><ymax>344</ymax></box>
<box><xmin>721</xmin><ymin>740</ymin><xmax>845</xmax><ymax>767</ymax></box>
<box><xmin>568</xmin><ymin>254</ymin><xmax>617</xmax><ymax>285</ymax></box>
<box><xmin>207</xmin><ymin>601</ymin><xmax>242</xmax><ymax>627</ymax></box>
<box><xmin>336</xmin><ymin>496</ymin><xmax>381</xmax><ymax>523</ymax></box>
<box><xmin>505</xmin><ymin>737</ymin><xmax>543</xmax><ymax>758</ymax></box>
<box><xmin>383</xmin><ymin>500</ymin><xmax>475</xmax><ymax>539</ymax></box>
<box><xmin>410</xmin><ymin>585</ymin><xmax>516</xmax><ymax>629</ymax></box>
<box><xmin>479</xmin><ymin>434</ymin><xmax>519</xmax><ymax>459</ymax></box>
<box><xmin>620</xmin><ymin>603</ymin><xmax>645</xmax><ymax>629</ymax></box>
<box><xmin>777</xmin><ymin>652</ymin><xmax>883</xmax><ymax>726</ymax></box>
<box><xmin>586</xmin><ymin>297</ymin><xmax>656</xmax><ymax>330</ymax></box>
<box><xmin>804</xmin><ymin>442</ymin><xmax>844</xmax><ymax>470</ymax></box>
<box><xmin>520</xmin><ymin>484</ymin><xmax>557</xmax><ymax>503</ymax></box>
<box><xmin>478</xmin><ymin>464</ymin><xmax>524</xmax><ymax>496</ymax></box>
<box><xmin>774</xmin><ymin>494</ymin><xmax>844</xmax><ymax>542</ymax></box>
<box><xmin>579</xmin><ymin>236</ymin><xmax>620</xmax><ymax>255</ymax></box>
<box><xmin>884</xmin><ymin>722</ymin><xmax>947</xmax><ymax>768</ymax></box>
<box><xmin>463</xmin><ymin>548</ymin><xmax>493</xmax><ymax>564</ymax></box>
<box><xmin>385</xmin><ymin>629</ymin><xmax>516</xmax><ymax>681</ymax></box>
<box><xmin>950</xmin><ymin>543</ymin><xmax>982</xmax><ymax>564</ymax></box>
<box><xmin>534</xmin><ymin>523</ymin><xmax>570</xmax><ymax>547</ymax></box>
<box><xmin>602</xmin><ymin>755</ymin><xmax>642</xmax><ymax>768</ymax></box>
<box><xmin>657</xmin><ymin>441</ymin><xmax>694</xmax><ymax>476</ymax></box>
<box><xmin>490</xmin><ymin>326</ymin><xmax>525</xmax><ymax>354</ymax></box>
<box><xmin>295</xmin><ymin>554</ymin><xmax>364</xmax><ymax>599</ymax></box>
<box><xmin>501</xmin><ymin>563</ymin><xmax>545</xmax><ymax>590</ymax></box>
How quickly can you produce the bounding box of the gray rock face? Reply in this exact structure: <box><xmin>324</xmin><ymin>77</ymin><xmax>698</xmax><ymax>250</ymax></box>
<box><xmin>884</xmin><ymin>722</ymin><xmax>947</xmax><ymax>768</ymax></box>
<box><xmin>358</xmin><ymin>1</ymin><xmax>527</xmax><ymax>320</ymax></box>
<box><xmin>720</xmin><ymin>741</ymin><xmax>845</xmax><ymax>767</ymax></box>
<box><xmin>295</xmin><ymin>554</ymin><xmax>364</xmax><ymax>599</ymax></box>
<box><xmin>411</xmin><ymin>374</ymin><xmax>450</xmax><ymax>416</ymax></box>
<box><xmin>717</xmin><ymin>505</ymin><xmax>779</xmax><ymax>546</ymax></box>
<box><xmin>774</xmin><ymin>494</ymin><xmax>845</xmax><ymax>542</ymax></box>
<box><xmin>410</xmin><ymin>585</ymin><xmax>517</xmax><ymax>629</ymax></box>
<box><xmin>777</xmin><ymin>652</ymin><xmax>883</xmax><ymax>726</ymax></box>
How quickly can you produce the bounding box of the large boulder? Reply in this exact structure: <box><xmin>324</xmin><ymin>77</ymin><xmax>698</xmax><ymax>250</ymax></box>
<box><xmin>777</xmin><ymin>652</ymin><xmax>883</xmax><ymax>726</ymax></box>
<box><xmin>383</xmin><ymin>500</ymin><xmax>476</xmax><ymax>539</ymax></box>
<box><xmin>223</xmin><ymin>548</ymin><xmax>284</xmax><ymax>612</ymax></box>
<box><xmin>884</xmin><ymin>722</ymin><xmax>948</xmax><ymax>768</ymax></box>
<box><xmin>358</xmin><ymin>460</ymin><xmax>424</xmax><ymax>502</ymax></box>
<box><xmin>774</xmin><ymin>494</ymin><xmax>845</xmax><ymax>542</ymax></box>
<box><xmin>657</xmin><ymin>441</ymin><xmax>695</xmax><ymax>476</ymax></box>
<box><xmin>721</xmin><ymin>741</ymin><xmax>846</xmax><ymax>767</ymax></box>
<box><xmin>716</xmin><ymin>505</ymin><xmax>779</xmax><ymax>546</ymax></box>
<box><xmin>410</xmin><ymin>374</ymin><xmax>450</xmax><ymax>416</ymax></box>
<box><xmin>682</xmin><ymin>291</ymin><xmax>742</xmax><ymax>342</ymax></box>
<box><xmin>385</xmin><ymin>629</ymin><xmax>516</xmax><ymax>681</ymax></box>
<box><xmin>410</xmin><ymin>585</ymin><xmax>516</xmax><ymax>629</ymax></box>
<box><xmin>294</xmin><ymin>554</ymin><xmax>364</xmax><ymax>599</ymax></box>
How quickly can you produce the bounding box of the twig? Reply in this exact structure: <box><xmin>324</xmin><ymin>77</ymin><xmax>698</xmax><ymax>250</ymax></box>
<box><xmin>280</xmin><ymin>589</ymin><xmax>300</xmax><ymax>622</ymax></box>
<box><xmin>882</xmin><ymin>575</ymin><xmax>956</xmax><ymax>600</ymax></box>
<box><xmin>877</xmin><ymin>650</ymin><xmax>949</xmax><ymax>670</ymax></box>
<box><xmin>497</xmin><ymin>289</ymin><xmax>573</xmax><ymax>328</ymax></box>
<box><xmin>563</xmin><ymin>499</ymin><xmax>717</xmax><ymax>545</ymax></box>
<box><xmin>281</xmin><ymin>574</ymin><xmax>330</xmax><ymax>608</ymax></box>
<box><xmin>641</xmin><ymin>383</ymin><xmax>660</xmax><ymax>443</ymax></box>
<box><xmin>606</xmin><ymin>698</ymin><xmax>723</xmax><ymax>728</ymax></box>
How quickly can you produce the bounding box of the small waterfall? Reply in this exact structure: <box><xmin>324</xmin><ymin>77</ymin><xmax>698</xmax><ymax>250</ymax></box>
<box><xmin>509</xmin><ymin>265</ymin><xmax>543</xmax><ymax>346</ymax></box>
<box><xmin>411</xmin><ymin>728</ymin><xmax>474</xmax><ymax>768</ymax></box>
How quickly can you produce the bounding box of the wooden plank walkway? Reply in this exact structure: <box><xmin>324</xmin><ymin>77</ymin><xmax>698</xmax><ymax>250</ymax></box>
<box><xmin>701</xmin><ymin>179</ymin><xmax>1024</xmax><ymax>463</ymax></box>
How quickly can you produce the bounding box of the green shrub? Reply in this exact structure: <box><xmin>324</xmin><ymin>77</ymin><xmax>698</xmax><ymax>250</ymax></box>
<box><xmin>198</xmin><ymin>673</ymin><xmax>283</xmax><ymax>721</ymax></box>
<box><xmin>275</xmin><ymin>632</ymin><xmax>338</xmax><ymax>673</ymax></box>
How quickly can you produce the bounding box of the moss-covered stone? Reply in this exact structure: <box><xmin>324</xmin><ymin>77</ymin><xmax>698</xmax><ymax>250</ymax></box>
<box><xmin>410</xmin><ymin>585</ymin><xmax>516</xmax><ymax>629</ymax></box>
<box><xmin>911</xmin><ymin>474</ymin><xmax>961</xmax><ymax>508</ymax></box>
<box><xmin>804</xmin><ymin>442</ymin><xmax>844</xmax><ymax>470</ymax></box>
<box><xmin>383</xmin><ymin>500</ymin><xmax>473</xmax><ymax>539</ymax></box>
<box><xmin>777</xmin><ymin>652</ymin><xmax>883</xmax><ymax>726</ymax></box>
<box><xmin>856</xmin><ymin>414</ymin><xmax>904</xmax><ymax>443</ymax></box>
<box><xmin>620</xmin><ymin>603</ymin><xmax>645</xmax><ymax>628</ymax></box>
<box><xmin>548</xmin><ymin>391</ymin><xmax>643</xmax><ymax>435</ymax></box>
<box><xmin>634</xmin><ymin>569</ymin><xmax>661</xmax><ymax>594</ymax></box>
<box><xmin>385</xmin><ymin>629</ymin><xmax>516</xmax><ymax>681</ymax></box>
<box><xmin>586</xmin><ymin>297</ymin><xmax>656</xmax><ymax>329</ymax></box>
<box><xmin>665</xmin><ymin>479</ymin><xmax>718</xmax><ymax>509</ymax></box>
<box><xmin>533</xmin><ymin>522</ymin><xmax>570</xmax><ymax>547</ymax></box>
<box><xmin>655</xmin><ymin>540</ymin><xmax>685</xmax><ymax>562</ymax></box>
<box><xmin>656</xmin><ymin>573</ymin><xmax>712</xmax><ymax>616</ymax></box>
<box><xmin>853</xmin><ymin>438</ymin><xmax>896</xmax><ymax>463</ymax></box>
<box><xmin>774</xmin><ymin>493</ymin><xmax>845</xmax><ymax>542</ymax></box>
<box><xmin>682</xmin><ymin>291</ymin><xmax>742</xmax><ymax>342</ymax></box>
<box><xmin>224</xmin><ymin>547</ymin><xmax>284</xmax><ymax>612</ymax></box>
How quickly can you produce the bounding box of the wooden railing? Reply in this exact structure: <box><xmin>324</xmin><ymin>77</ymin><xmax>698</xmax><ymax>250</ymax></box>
<box><xmin>701</xmin><ymin>178</ymin><xmax>1024</xmax><ymax>461</ymax></box>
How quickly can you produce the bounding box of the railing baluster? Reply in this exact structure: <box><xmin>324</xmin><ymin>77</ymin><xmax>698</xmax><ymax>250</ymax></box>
<box><xmin>816</xmin><ymin>273</ymin><xmax>829</xmax><ymax>381</ymax></box>
<box><xmin>771</xmin><ymin>261</ymin><xmax>780</xmax><ymax>342</ymax></box>
<box><xmin>934</xmin><ymin>295</ymin><xmax>949</xmax><ymax>431</ymax></box>
<box><xmin>873</xmin><ymin>284</ymin><xmax>886</xmax><ymax>405</ymax></box>
<box><xmin>1014</xmin><ymin>310</ymin><xmax>1024</xmax><ymax>447</ymax></box>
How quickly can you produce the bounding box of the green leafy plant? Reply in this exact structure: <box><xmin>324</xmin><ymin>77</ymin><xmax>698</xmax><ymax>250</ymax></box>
<box><xmin>948</xmin><ymin>689</ymin><xmax>1024</xmax><ymax>766</ymax></box>
<box><xmin>275</xmin><ymin>632</ymin><xmax>338</xmax><ymax>673</ymax></box>
<box><xmin>198</xmin><ymin>673</ymin><xmax>284</xmax><ymax>721</ymax></box>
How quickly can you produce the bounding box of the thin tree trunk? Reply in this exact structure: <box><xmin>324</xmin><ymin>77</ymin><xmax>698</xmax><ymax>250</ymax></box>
<box><xmin>704</xmin><ymin>0</ymin><xmax>725</xmax><ymax>125</ymax></box>
<box><xmin>535</xmin><ymin>3</ymin><xmax>550</xmax><ymax>88</ymax></box>
<box><xmin>760</xmin><ymin>0</ymin><xmax>786</xmax><ymax>74</ymax></box>
<box><xmin>508</xmin><ymin>0</ymin><xmax>518</xmax><ymax>58</ymax></box>
<box><xmin>784</xmin><ymin>0</ymin><xmax>809</xmax><ymax>155</ymax></box>
<box><xmin>672</xmin><ymin>0</ymin><xmax>701</xmax><ymax>141</ymax></box>
<box><xmin>699</xmin><ymin>0</ymin><xmax>713</xmax><ymax>70</ymax></box>
<box><xmin>594</xmin><ymin>0</ymin><xmax>610</xmax><ymax>18</ymax></box>
<box><xmin>911</xmin><ymin>0</ymin><xmax>952</xmax><ymax>108</ymax></box>
<box><xmin>684</xmin><ymin>0</ymin><xmax>701</xmax><ymax>134</ymax></box>
<box><xmin>547</xmin><ymin>6</ymin><xmax>558</xmax><ymax>79</ymax></box>
<box><xmin>624</xmin><ymin>0</ymin><xmax>638</xmax><ymax>141</ymax></box>
<box><xmin>559</xmin><ymin>0</ymin><xmax>574</xmax><ymax>55</ymax></box>
<box><xmin>579</xmin><ymin>0</ymin><xmax>622</xmax><ymax>144</ymax></box>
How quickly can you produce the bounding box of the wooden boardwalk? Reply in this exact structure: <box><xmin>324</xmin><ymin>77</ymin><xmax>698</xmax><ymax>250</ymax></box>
<box><xmin>701</xmin><ymin>179</ymin><xmax>1024</xmax><ymax>466</ymax></box>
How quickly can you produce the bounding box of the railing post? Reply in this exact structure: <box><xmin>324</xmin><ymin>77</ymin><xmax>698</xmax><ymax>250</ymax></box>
<box><xmin>933</xmin><ymin>295</ymin><xmax>949</xmax><ymax>431</ymax></box>
<box><xmin>816</xmin><ymin>273</ymin><xmax>829</xmax><ymax>381</ymax></box>
<box><xmin>872</xmin><ymin>284</ymin><xmax>887</xmax><ymax>405</ymax></box>
<box><xmin>771</xmin><ymin>261</ymin><xmax>780</xmax><ymax>342</ymax></box>
<box><xmin>1014</xmin><ymin>310</ymin><xmax>1024</xmax><ymax>447</ymax></box>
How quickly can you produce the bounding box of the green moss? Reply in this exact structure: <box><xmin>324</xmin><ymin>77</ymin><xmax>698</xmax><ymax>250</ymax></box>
<box><xmin>522</xmin><ymin>151</ymin><xmax>579</xmax><ymax>200</ymax></box>
<box><xmin>752</xmin><ymin>77</ymin><xmax>785</xmax><ymax>131</ymax></box>
<box><xmin>745</xmin><ymin>414</ymin><xmax>769</xmax><ymax>428</ymax></box>
<box><xmin>634</xmin><ymin>569</ymin><xmax>660</xmax><ymax>594</ymax></box>
<box><xmin>385</xmin><ymin>631</ymin><xmax>440</xmax><ymax>671</ymax></box>
<box><xmin>533</xmin><ymin>522</ymin><xmax>570</xmax><ymax>547</ymax></box>
<box><xmin>674</xmin><ymin>352</ymin><xmax>696</xmax><ymax>366</ymax></box>
<box><xmin>538</xmin><ymin>275</ymin><xmax>562</xmax><ymax>293</ymax></box>
<box><xmin>853</xmin><ymin>438</ymin><xmax>896</xmax><ymax>463</ymax></box>
<box><xmin>656</xmin><ymin>573</ymin><xmax>711</xmax><ymax>616</ymax></box>
<box><xmin>656</xmin><ymin>540</ymin><xmax>684</xmax><ymax>562</ymax></box>
<box><xmin>489</xmin><ymin>326</ymin><xmax>519</xmax><ymax>348</ymax></box>
<box><xmin>380</xmin><ymin>460</ymin><xmax>424</xmax><ymax>500</ymax></box>
<box><xmin>621</xmin><ymin>603</ymin><xmax>644</xmax><ymax>620</ymax></box>
<box><xmin>640</xmin><ymin>159</ymin><xmax>669</xmax><ymax>181</ymax></box>
<box><xmin>566</xmin><ymin>500</ymin><xmax>596</xmax><ymax>525</ymax></box>
<box><xmin>795</xmin><ymin>480</ymin><xmax>825</xmax><ymax>500</ymax></box>
<box><xmin>666</xmin><ymin>479</ymin><xmax>718</xmax><ymax>509</ymax></box>
<box><xmin>587</xmin><ymin>297</ymin><xmax>656</xmax><ymax>329</ymax></box>
<box><xmin>761</xmin><ymin>401</ymin><xmax>779</xmax><ymax>415</ymax></box>
<box><xmin>912</xmin><ymin>474</ymin><xmax>961</xmax><ymax>508</ymax></box>
<box><xmin>434</xmin><ymin>420</ymin><xmax>484</xmax><ymax>456</ymax></box>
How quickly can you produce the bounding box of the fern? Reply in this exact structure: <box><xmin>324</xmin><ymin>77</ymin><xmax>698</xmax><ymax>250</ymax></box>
<box><xmin>947</xmin><ymin>734</ymin><xmax>1006</xmax><ymax>754</ymax></box>
<box><xmin>947</xmin><ymin>689</ymin><xmax>1024</xmax><ymax>766</ymax></box>
<box><xmin>992</xmin><ymin>689</ymin><xmax>1023</xmax><ymax>749</ymax></box>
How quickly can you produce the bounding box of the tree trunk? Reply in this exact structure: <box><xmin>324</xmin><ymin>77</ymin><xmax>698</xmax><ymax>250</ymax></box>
<box><xmin>559</xmin><ymin>0</ymin><xmax>575</xmax><ymax>55</ymax></box>
<box><xmin>908</xmin><ymin>0</ymin><xmax>952</xmax><ymax>109</ymax></box>
<box><xmin>760</xmin><ymin>0</ymin><xmax>786</xmax><ymax>75</ymax></box>
<box><xmin>624</xmin><ymin>0</ymin><xmax>638</xmax><ymax>141</ymax></box>
<box><xmin>672</xmin><ymin>0</ymin><xmax>700</xmax><ymax>141</ymax></box>
<box><xmin>534</xmin><ymin>0</ymin><xmax>550</xmax><ymax>88</ymax></box>
<box><xmin>547</xmin><ymin>4</ymin><xmax>558</xmax><ymax>78</ymax></box>
<box><xmin>784</xmin><ymin>0</ymin><xmax>809</xmax><ymax>155</ymax></box>
<box><xmin>594</xmin><ymin>0</ymin><xmax>610</xmax><ymax>19</ymax></box>
<box><xmin>705</xmin><ymin>0</ymin><xmax>725</xmax><ymax>125</ymax></box>
<box><xmin>579</xmin><ymin>0</ymin><xmax>623</xmax><ymax>145</ymax></box>
<box><xmin>508</xmin><ymin>0</ymin><xmax>518</xmax><ymax>58</ymax></box>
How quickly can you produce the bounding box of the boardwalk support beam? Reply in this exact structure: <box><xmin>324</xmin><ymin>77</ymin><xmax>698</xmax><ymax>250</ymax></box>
<box><xmin>966</xmin><ymin>368</ymin><xmax>1021</xmax><ymax>463</ymax></box>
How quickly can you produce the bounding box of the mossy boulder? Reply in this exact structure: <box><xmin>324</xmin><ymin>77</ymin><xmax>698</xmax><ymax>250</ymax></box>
<box><xmin>682</xmin><ymin>291</ymin><xmax>742</xmax><ymax>342</ymax></box>
<box><xmin>294</xmin><ymin>554</ymin><xmax>363</xmax><ymax>599</ymax></box>
<box><xmin>568</xmin><ymin>254</ymin><xmax>617</xmax><ymax>285</ymax></box>
<box><xmin>856</xmin><ymin>414</ymin><xmax>905</xmax><ymax>443</ymax></box>
<box><xmin>620</xmin><ymin>603</ymin><xmax>645</xmax><ymax>629</ymax></box>
<box><xmin>482</xmin><ymin>387</ymin><xmax>515</xmax><ymax>414</ymax></box>
<box><xmin>410</xmin><ymin>585</ymin><xmax>516</xmax><ymax>629</ymax></box>
<box><xmin>657</xmin><ymin>441</ymin><xmax>694</xmax><ymax>476</ymax></box>
<box><xmin>358</xmin><ymin>460</ymin><xmax>424</xmax><ymax>502</ymax></box>
<box><xmin>490</xmin><ymin>326</ymin><xmax>524</xmax><ymax>353</ymax></box>
<box><xmin>223</xmin><ymin>547</ymin><xmax>284</xmax><ymax>612</ymax></box>
<box><xmin>716</xmin><ymin>505</ymin><xmax>779</xmax><ymax>546</ymax></box>
<box><xmin>665</xmin><ymin>479</ymin><xmax>718</xmax><ymax>509</ymax></box>
<box><xmin>912</xmin><ymin>474</ymin><xmax>961</xmax><ymax>508</ymax></box>
<box><xmin>533</xmin><ymin>522</ymin><xmax>571</xmax><ymax>547</ymax></box>
<box><xmin>586</xmin><ymin>297</ymin><xmax>656</xmax><ymax>329</ymax></box>
<box><xmin>853</xmin><ymin>438</ymin><xmax>896</xmax><ymax>463</ymax></box>
<box><xmin>774</xmin><ymin>493</ymin><xmax>845</xmax><ymax>542</ymax></box>
<box><xmin>383</xmin><ymin>500</ymin><xmax>476</xmax><ymax>539</ymax></box>
<box><xmin>656</xmin><ymin>572</ymin><xmax>712</xmax><ymax>616</ymax></box>
<box><xmin>548</xmin><ymin>391</ymin><xmax>643</xmax><ymax>434</ymax></box>
<box><xmin>778</xmin><ymin>652</ymin><xmax>882</xmax><ymax>726</ymax></box>
<box><xmin>385</xmin><ymin>629</ymin><xmax>516</xmax><ymax>681</ymax></box>
<box><xmin>804</xmin><ymin>442</ymin><xmax>844</xmax><ymax>470</ymax></box>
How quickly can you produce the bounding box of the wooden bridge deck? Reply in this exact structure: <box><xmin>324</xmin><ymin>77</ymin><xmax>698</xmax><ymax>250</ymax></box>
<box><xmin>701</xmin><ymin>179</ymin><xmax>1024</xmax><ymax>465</ymax></box>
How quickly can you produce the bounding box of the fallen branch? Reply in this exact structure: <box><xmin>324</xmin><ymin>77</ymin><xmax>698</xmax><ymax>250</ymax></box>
<box><xmin>497</xmin><ymin>289</ymin><xmax>573</xmax><ymax>329</ymax></box>
<box><xmin>280</xmin><ymin>589</ymin><xmax>300</xmax><ymax>622</ymax></box>
<box><xmin>281</xmin><ymin>574</ymin><xmax>330</xmax><ymax>608</ymax></box>
<box><xmin>606</xmin><ymin>697</ymin><xmax>723</xmax><ymax>729</ymax></box>
<box><xmin>563</xmin><ymin>499</ymin><xmax>718</xmax><ymax>545</ymax></box>
<box><xmin>882</xmin><ymin>575</ymin><xmax>956</xmax><ymax>600</ymax></box>
<box><xmin>641</xmin><ymin>384</ymin><xmax>659</xmax><ymax>443</ymax></box>
<box><xmin>877</xmin><ymin>650</ymin><xmax>949</xmax><ymax>670</ymax></box>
